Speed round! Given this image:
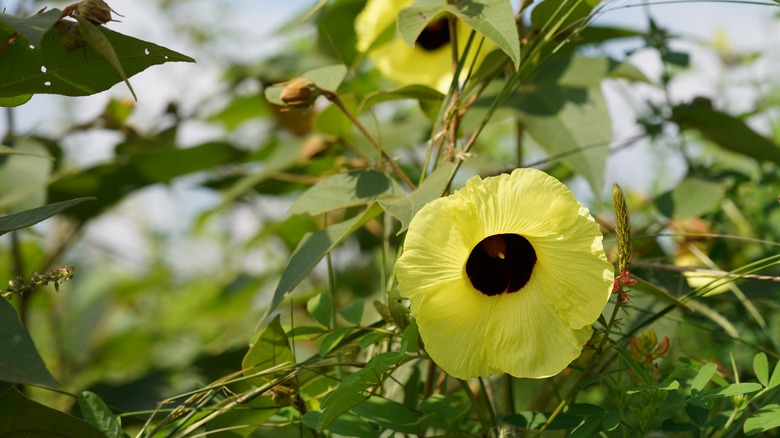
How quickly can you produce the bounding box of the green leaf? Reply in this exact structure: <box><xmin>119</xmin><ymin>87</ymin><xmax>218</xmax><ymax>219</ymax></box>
<box><xmin>656</xmin><ymin>178</ymin><xmax>726</xmax><ymax>219</ymax></box>
<box><xmin>380</xmin><ymin>161</ymin><xmax>456</xmax><ymax>233</ymax></box>
<box><xmin>266</xmin><ymin>204</ymin><xmax>384</xmax><ymax>317</ymax></box>
<box><xmin>0</xmin><ymin>94</ymin><xmax>32</xmax><ymax>107</ymax></box>
<box><xmin>303</xmin><ymin>411</ymin><xmax>380</xmax><ymax>438</ymax></box>
<box><xmin>672</xmin><ymin>106</ymin><xmax>780</xmax><ymax>165</ymax></box>
<box><xmin>0</xmin><ymin>387</ymin><xmax>103</xmax><ymax>436</ymax></box>
<box><xmin>0</xmin><ymin>15</ymin><xmax>194</xmax><ymax>98</ymax></box>
<box><xmin>700</xmin><ymin>382</ymin><xmax>762</xmax><ymax>399</ymax></box>
<box><xmin>74</xmin><ymin>15</ymin><xmax>136</xmax><ymax>100</ymax></box>
<box><xmin>529</xmin><ymin>56</ymin><xmax>651</xmax><ymax>86</ymax></box>
<box><xmin>264</xmin><ymin>64</ymin><xmax>348</xmax><ymax>106</ymax></box>
<box><xmin>360</xmin><ymin>85</ymin><xmax>444</xmax><ymax>111</ymax></box>
<box><xmin>317</xmin><ymin>351</ymin><xmax>410</xmax><ymax>431</ymax></box>
<box><xmin>626</xmin><ymin>379</ymin><xmax>680</xmax><ymax>394</ymax></box>
<box><xmin>339</xmin><ymin>299</ymin><xmax>365</xmax><ymax>325</ymax></box>
<box><xmin>308</xmin><ymin>291</ymin><xmax>334</xmax><ymax>328</ymax></box>
<box><xmin>397</xmin><ymin>0</ymin><xmax>520</xmax><ymax>69</ymax></box>
<box><xmin>744</xmin><ymin>404</ymin><xmax>780</xmax><ymax>435</ymax></box>
<box><xmin>290</xmin><ymin>170</ymin><xmax>403</xmax><ymax>216</ymax></box>
<box><xmin>351</xmin><ymin>396</ymin><xmax>426</xmax><ymax>434</ymax></box>
<box><xmin>0</xmin><ymin>197</ymin><xmax>94</xmax><ymax>236</ymax></box>
<box><xmin>615</xmin><ymin>345</ymin><xmax>652</xmax><ymax>386</ymax></box>
<box><xmin>242</xmin><ymin>315</ymin><xmax>294</xmax><ymax>387</ymax></box>
<box><xmin>0</xmin><ymin>9</ymin><xmax>61</xmax><ymax>47</ymax></box>
<box><xmin>691</xmin><ymin>362</ymin><xmax>718</xmax><ymax>392</ymax></box>
<box><xmin>768</xmin><ymin>358</ymin><xmax>780</xmax><ymax>390</ymax></box>
<box><xmin>206</xmin><ymin>395</ymin><xmax>279</xmax><ymax>437</ymax></box>
<box><xmin>570</xmin><ymin>414</ymin><xmax>606</xmax><ymax>438</ymax></box>
<box><xmin>419</xmin><ymin>394</ymin><xmax>471</xmax><ymax>432</ymax></box>
<box><xmin>401</xmin><ymin>319</ymin><xmax>419</xmax><ymax>353</ymax></box>
<box><xmin>0</xmin><ymin>144</ymin><xmax>53</xmax><ymax>158</ymax></box>
<box><xmin>302</xmin><ymin>64</ymin><xmax>349</xmax><ymax>91</ymax></box>
<box><xmin>0</xmin><ymin>299</ymin><xmax>59</xmax><ymax>387</ymax></box>
<box><xmin>319</xmin><ymin>327</ymin><xmax>353</xmax><ymax>356</ymax></box>
<box><xmin>78</xmin><ymin>391</ymin><xmax>123</xmax><ymax>438</ymax></box>
<box><xmin>566</xmin><ymin>403</ymin><xmax>606</xmax><ymax>416</ymax></box>
<box><xmin>530</xmin><ymin>0</ymin><xmax>600</xmax><ymax>34</ymax></box>
<box><xmin>602</xmin><ymin>411</ymin><xmax>621</xmax><ymax>431</ymax></box>
<box><xmin>507</xmin><ymin>84</ymin><xmax>610</xmax><ymax>194</ymax></box>
<box><xmin>754</xmin><ymin>353</ymin><xmax>770</xmax><ymax>387</ymax></box>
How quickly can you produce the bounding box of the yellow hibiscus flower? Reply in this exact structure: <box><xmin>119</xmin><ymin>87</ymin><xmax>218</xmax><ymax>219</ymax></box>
<box><xmin>355</xmin><ymin>0</ymin><xmax>492</xmax><ymax>93</ymax></box>
<box><xmin>395</xmin><ymin>168</ymin><xmax>614</xmax><ymax>379</ymax></box>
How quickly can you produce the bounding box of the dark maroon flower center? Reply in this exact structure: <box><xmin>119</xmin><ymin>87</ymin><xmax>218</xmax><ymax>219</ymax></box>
<box><xmin>466</xmin><ymin>234</ymin><xmax>537</xmax><ymax>296</ymax></box>
<box><xmin>416</xmin><ymin>19</ymin><xmax>450</xmax><ymax>51</ymax></box>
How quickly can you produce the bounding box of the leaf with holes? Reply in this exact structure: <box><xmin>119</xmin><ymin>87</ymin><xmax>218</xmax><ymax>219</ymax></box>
<box><xmin>0</xmin><ymin>11</ymin><xmax>194</xmax><ymax>98</ymax></box>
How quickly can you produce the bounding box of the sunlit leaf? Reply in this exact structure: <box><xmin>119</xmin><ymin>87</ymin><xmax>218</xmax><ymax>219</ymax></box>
<box><xmin>754</xmin><ymin>353</ymin><xmax>769</xmax><ymax>387</ymax></box>
<box><xmin>242</xmin><ymin>315</ymin><xmax>294</xmax><ymax>387</ymax></box>
<box><xmin>319</xmin><ymin>327</ymin><xmax>353</xmax><ymax>356</ymax></box>
<box><xmin>339</xmin><ymin>299</ymin><xmax>365</xmax><ymax>325</ymax></box>
<box><xmin>691</xmin><ymin>362</ymin><xmax>718</xmax><ymax>393</ymax></box>
<box><xmin>308</xmin><ymin>291</ymin><xmax>334</xmax><ymax>328</ymax></box>
<box><xmin>744</xmin><ymin>404</ymin><xmax>780</xmax><ymax>435</ymax></box>
<box><xmin>290</xmin><ymin>169</ymin><xmax>404</xmax><ymax>216</ymax></box>
<box><xmin>506</xmin><ymin>84</ymin><xmax>610</xmax><ymax>195</ymax></box>
<box><xmin>0</xmin><ymin>94</ymin><xmax>32</xmax><ymax>107</ymax></box>
<box><xmin>656</xmin><ymin>177</ymin><xmax>726</xmax><ymax>219</ymax></box>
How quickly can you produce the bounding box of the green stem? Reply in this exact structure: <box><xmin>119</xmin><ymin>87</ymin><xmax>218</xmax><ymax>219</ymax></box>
<box><xmin>538</xmin><ymin>294</ymin><xmax>624</xmax><ymax>433</ymax></box>
<box><xmin>460</xmin><ymin>379</ymin><xmax>492</xmax><ymax>433</ymax></box>
<box><xmin>479</xmin><ymin>377</ymin><xmax>498</xmax><ymax>427</ymax></box>
<box><xmin>320</xmin><ymin>90</ymin><xmax>415</xmax><ymax>190</ymax></box>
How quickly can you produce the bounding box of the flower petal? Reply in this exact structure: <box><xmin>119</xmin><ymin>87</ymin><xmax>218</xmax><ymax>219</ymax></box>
<box><xmin>531</xmin><ymin>208</ymin><xmax>613</xmax><ymax>329</ymax></box>
<box><xmin>485</xmin><ymin>282</ymin><xmax>593</xmax><ymax>378</ymax></box>
<box><xmin>395</xmin><ymin>168</ymin><xmax>614</xmax><ymax>379</ymax></box>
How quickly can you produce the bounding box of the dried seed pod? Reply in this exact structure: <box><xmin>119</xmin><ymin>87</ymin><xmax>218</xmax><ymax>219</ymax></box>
<box><xmin>77</xmin><ymin>0</ymin><xmax>120</xmax><ymax>25</ymax></box>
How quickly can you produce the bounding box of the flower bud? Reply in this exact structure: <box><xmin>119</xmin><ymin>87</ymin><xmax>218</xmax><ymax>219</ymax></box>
<box><xmin>278</xmin><ymin>78</ymin><xmax>319</xmax><ymax>109</ymax></box>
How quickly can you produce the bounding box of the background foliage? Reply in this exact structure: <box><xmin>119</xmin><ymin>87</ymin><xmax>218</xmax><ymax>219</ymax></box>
<box><xmin>1</xmin><ymin>0</ymin><xmax>779</xmax><ymax>436</ymax></box>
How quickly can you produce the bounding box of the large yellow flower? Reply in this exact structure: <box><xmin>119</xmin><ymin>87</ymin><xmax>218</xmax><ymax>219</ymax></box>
<box><xmin>355</xmin><ymin>0</ymin><xmax>492</xmax><ymax>93</ymax></box>
<box><xmin>395</xmin><ymin>168</ymin><xmax>614</xmax><ymax>379</ymax></box>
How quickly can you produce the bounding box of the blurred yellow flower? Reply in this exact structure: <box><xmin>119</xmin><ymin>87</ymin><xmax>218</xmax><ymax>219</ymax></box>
<box><xmin>395</xmin><ymin>169</ymin><xmax>614</xmax><ymax>379</ymax></box>
<box><xmin>355</xmin><ymin>0</ymin><xmax>492</xmax><ymax>93</ymax></box>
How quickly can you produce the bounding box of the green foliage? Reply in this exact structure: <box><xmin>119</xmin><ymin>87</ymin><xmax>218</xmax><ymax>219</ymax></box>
<box><xmin>1</xmin><ymin>0</ymin><xmax>779</xmax><ymax>436</ymax></box>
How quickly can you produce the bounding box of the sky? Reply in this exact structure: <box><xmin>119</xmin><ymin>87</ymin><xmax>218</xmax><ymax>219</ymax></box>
<box><xmin>2</xmin><ymin>0</ymin><xmax>778</xmax><ymax>272</ymax></box>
